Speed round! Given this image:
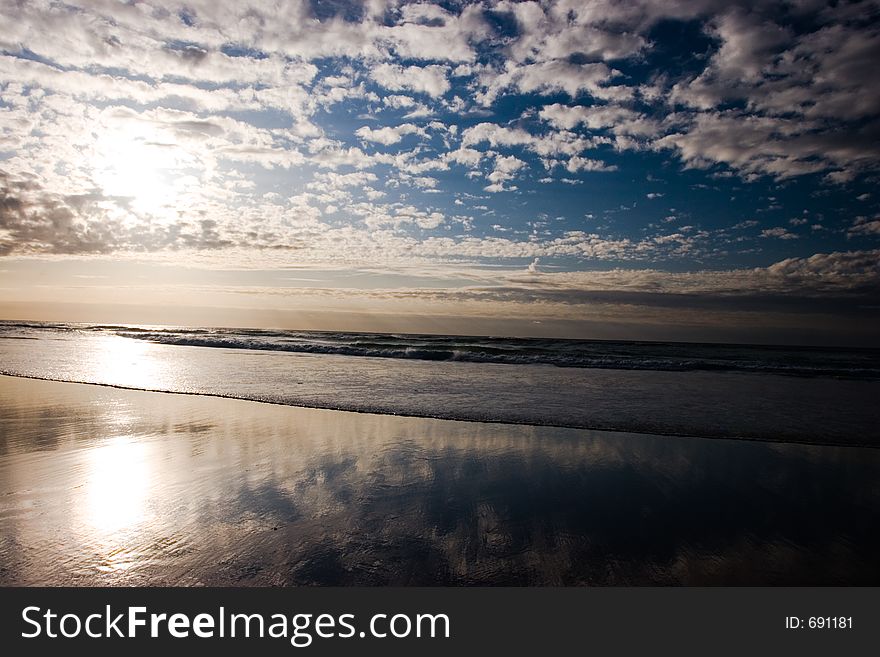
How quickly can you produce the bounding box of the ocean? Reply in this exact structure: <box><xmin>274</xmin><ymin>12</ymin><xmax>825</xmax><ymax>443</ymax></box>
<box><xmin>1</xmin><ymin>320</ymin><xmax>880</xmax><ymax>585</ymax></box>
<box><xmin>1</xmin><ymin>320</ymin><xmax>878</xmax><ymax>444</ymax></box>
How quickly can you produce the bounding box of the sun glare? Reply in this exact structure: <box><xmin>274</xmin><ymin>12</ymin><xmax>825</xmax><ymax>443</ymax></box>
<box><xmin>85</xmin><ymin>335</ymin><xmax>164</xmax><ymax>390</ymax></box>
<box><xmin>83</xmin><ymin>437</ymin><xmax>151</xmax><ymax>536</ymax></box>
<box><xmin>74</xmin><ymin>435</ymin><xmax>156</xmax><ymax>574</ymax></box>
<box><xmin>93</xmin><ymin>122</ymin><xmax>183</xmax><ymax>218</ymax></box>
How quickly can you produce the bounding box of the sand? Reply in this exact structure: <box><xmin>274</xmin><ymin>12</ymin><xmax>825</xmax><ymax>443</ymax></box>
<box><xmin>2</xmin><ymin>374</ymin><xmax>879</xmax><ymax>585</ymax></box>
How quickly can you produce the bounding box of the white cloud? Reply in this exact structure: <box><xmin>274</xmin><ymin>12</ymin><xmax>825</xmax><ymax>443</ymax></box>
<box><xmin>486</xmin><ymin>154</ymin><xmax>527</xmax><ymax>186</ymax></box>
<box><xmin>484</xmin><ymin>183</ymin><xmax>518</xmax><ymax>193</ymax></box>
<box><xmin>370</xmin><ymin>63</ymin><xmax>451</xmax><ymax>98</ymax></box>
<box><xmin>355</xmin><ymin>123</ymin><xmax>424</xmax><ymax>145</ymax></box>
<box><xmin>539</xmin><ymin>103</ymin><xmax>639</xmax><ymax>130</ymax></box>
<box><xmin>565</xmin><ymin>156</ymin><xmax>617</xmax><ymax>173</ymax></box>
<box><xmin>411</xmin><ymin>176</ymin><xmax>439</xmax><ymax>189</ymax></box>
<box><xmin>383</xmin><ymin>95</ymin><xmax>417</xmax><ymax>109</ymax></box>
<box><xmin>461</xmin><ymin>122</ymin><xmax>597</xmax><ymax>158</ymax></box>
<box><xmin>445</xmin><ymin>147</ymin><xmax>485</xmax><ymax>167</ymax></box>
<box><xmin>0</xmin><ymin>0</ymin><xmax>877</xmax><ymax>301</ymax></box>
<box><xmin>307</xmin><ymin>171</ymin><xmax>379</xmax><ymax>192</ymax></box>
<box><xmin>478</xmin><ymin>60</ymin><xmax>625</xmax><ymax>105</ymax></box>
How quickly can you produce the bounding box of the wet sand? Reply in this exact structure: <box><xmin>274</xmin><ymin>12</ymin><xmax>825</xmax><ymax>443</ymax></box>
<box><xmin>1</xmin><ymin>374</ymin><xmax>879</xmax><ymax>585</ymax></box>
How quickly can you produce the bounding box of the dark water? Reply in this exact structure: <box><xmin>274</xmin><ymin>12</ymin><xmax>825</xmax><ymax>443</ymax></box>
<box><xmin>1</xmin><ymin>376</ymin><xmax>878</xmax><ymax>585</ymax></box>
<box><xmin>1</xmin><ymin>322</ymin><xmax>879</xmax><ymax>444</ymax></box>
<box><xmin>3</xmin><ymin>320</ymin><xmax>878</xmax><ymax>378</ymax></box>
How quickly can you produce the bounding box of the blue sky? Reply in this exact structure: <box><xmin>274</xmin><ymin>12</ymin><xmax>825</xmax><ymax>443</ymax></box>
<box><xmin>0</xmin><ymin>0</ymin><xmax>878</xmax><ymax>342</ymax></box>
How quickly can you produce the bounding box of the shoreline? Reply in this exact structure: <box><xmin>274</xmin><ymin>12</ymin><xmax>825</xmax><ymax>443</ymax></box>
<box><xmin>1</xmin><ymin>372</ymin><xmax>877</xmax><ymax>450</ymax></box>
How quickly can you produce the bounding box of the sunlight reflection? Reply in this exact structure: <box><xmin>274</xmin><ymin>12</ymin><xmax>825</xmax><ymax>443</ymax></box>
<box><xmin>83</xmin><ymin>437</ymin><xmax>151</xmax><ymax>536</ymax></box>
<box><xmin>86</xmin><ymin>335</ymin><xmax>161</xmax><ymax>389</ymax></box>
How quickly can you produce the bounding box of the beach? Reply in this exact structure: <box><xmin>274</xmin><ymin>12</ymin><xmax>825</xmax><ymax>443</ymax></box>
<box><xmin>2</xmin><ymin>322</ymin><xmax>879</xmax><ymax>445</ymax></box>
<box><xmin>2</xmin><ymin>373</ymin><xmax>879</xmax><ymax>586</ymax></box>
<box><xmin>2</xmin><ymin>1</ymin><xmax>879</xmax><ymax>651</ymax></box>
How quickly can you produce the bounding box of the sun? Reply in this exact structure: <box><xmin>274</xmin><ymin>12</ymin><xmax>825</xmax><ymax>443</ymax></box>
<box><xmin>92</xmin><ymin>120</ymin><xmax>183</xmax><ymax>218</ymax></box>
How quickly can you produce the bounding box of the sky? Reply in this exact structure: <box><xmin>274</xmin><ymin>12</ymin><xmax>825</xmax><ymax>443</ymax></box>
<box><xmin>0</xmin><ymin>0</ymin><xmax>878</xmax><ymax>343</ymax></box>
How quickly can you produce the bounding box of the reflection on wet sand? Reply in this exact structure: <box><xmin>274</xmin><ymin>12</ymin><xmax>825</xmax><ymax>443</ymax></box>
<box><xmin>1</xmin><ymin>374</ymin><xmax>879</xmax><ymax>585</ymax></box>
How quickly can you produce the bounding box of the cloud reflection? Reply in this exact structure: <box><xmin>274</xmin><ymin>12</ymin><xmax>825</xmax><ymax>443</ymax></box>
<box><xmin>1</xmin><ymin>375</ymin><xmax>879</xmax><ymax>585</ymax></box>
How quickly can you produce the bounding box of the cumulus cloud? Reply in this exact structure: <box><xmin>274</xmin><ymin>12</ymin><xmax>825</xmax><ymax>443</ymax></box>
<box><xmin>355</xmin><ymin>123</ymin><xmax>424</xmax><ymax>145</ymax></box>
<box><xmin>478</xmin><ymin>61</ymin><xmax>626</xmax><ymax>106</ymax></box>
<box><xmin>539</xmin><ymin>103</ymin><xmax>640</xmax><ymax>130</ymax></box>
<box><xmin>485</xmin><ymin>154</ymin><xmax>527</xmax><ymax>188</ymax></box>
<box><xmin>460</xmin><ymin>122</ymin><xmax>606</xmax><ymax>175</ymax></box>
<box><xmin>370</xmin><ymin>63</ymin><xmax>451</xmax><ymax>98</ymax></box>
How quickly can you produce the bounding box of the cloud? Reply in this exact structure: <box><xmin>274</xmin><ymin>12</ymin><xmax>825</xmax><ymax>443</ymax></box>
<box><xmin>764</xmin><ymin>249</ymin><xmax>880</xmax><ymax>290</ymax></box>
<box><xmin>444</xmin><ymin>147</ymin><xmax>485</xmax><ymax>167</ymax></box>
<box><xmin>460</xmin><ymin>122</ymin><xmax>603</xmax><ymax>175</ymax></box>
<box><xmin>306</xmin><ymin>171</ymin><xmax>379</xmax><ymax>192</ymax></box>
<box><xmin>656</xmin><ymin>6</ymin><xmax>880</xmax><ymax>180</ymax></box>
<box><xmin>761</xmin><ymin>227</ymin><xmax>799</xmax><ymax>240</ymax></box>
<box><xmin>0</xmin><ymin>0</ymin><xmax>878</xmax><ymax>323</ymax></box>
<box><xmin>485</xmin><ymin>154</ymin><xmax>527</xmax><ymax>188</ymax></box>
<box><xmin>370</xmin><ymin>63</ymin><xmax>450</xmax><ymax>98</ymax></box>
<box><xmin>849</xmin><ymin>216</ymin><xmax>880</xmax><ymax>237</ymax></box>
<box><xmin>653</xmin><ymin>111</ymin><xmax>880</xmax><ymax>180</ymax></box>
<box><xmin>382</xmin><ymin>95</ymin><xmax>417</xmax><ymax>109</ymax></box>
<box><xmin>478</xmin><ymin>60</ymin><xmax>625</xmax><ymax>105</ymax></box>
<box><xmin>565</xmin><ymin>156</ymin><xmax>617</xmax><ymax>173</ymax></box>
<box><xmin>355</xmin><ymin>123</ymin><xmax>424</xmax><ymax>145</ymax></box>
<box><xmin>539</xmin><ymin>103</ymin><xmax>641</xmax><ymax>130</ymax></box>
